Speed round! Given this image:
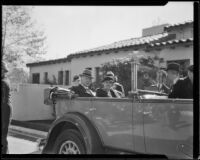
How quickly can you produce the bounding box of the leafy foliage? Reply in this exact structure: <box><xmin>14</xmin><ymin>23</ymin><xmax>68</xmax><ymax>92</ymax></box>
<box><xmin>7</xmin><ymin>67</ymin><xmax>29</xmax><ymax>84</ymax></box>
<box><xmin>2</xmin><ymin>6</ymin><xmax>47</xmax><ymax>83</ymax></box>
<box><xmin>99</xmin><ymin>54</ymin><xmax>165</xmax><ymax>95</ymax></box>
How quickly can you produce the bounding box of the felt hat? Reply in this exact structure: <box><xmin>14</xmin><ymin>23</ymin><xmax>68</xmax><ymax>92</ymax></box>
<box><xmin>80</xmin><ymin>69</ymin><xmax>93</xmax><ymax>79</ymax></box>
<box><xmin>167</xmin><ymin>62</ymin><xmax>180</xmax><ymax>72</ymax></box>
<box><xmin>102</xmin><ymin>76</ymin><xmax>115</xmax><ymax>82</ymax></box>
<box><xmin>106</xmin><ymin>71</ymin><xmax>115</xmax><ymax>77</ymax></box>
<box><xmin>73</xmin><ymin>75</ymin><xmax>80</xmax><ymax>82</ymax></box>
<box><xmin>102</xmin><ymin>72</ymin><xmax>115</xmax><ymax>82</ymax></box>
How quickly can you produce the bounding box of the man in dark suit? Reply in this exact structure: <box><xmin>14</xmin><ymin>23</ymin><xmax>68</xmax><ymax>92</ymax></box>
<box><xmin>70</xmin><ymin>69</ymin><xmax>95</xmax><ymax>97</ymax></box>
<box><xmin>1</xmin><ymin>61</ymin><xmax>12</xmax><ymax>154</ymax></box>
<box><xmin>181</xmin><ymin>65</ymin><xmax>193</xmax><ymax>99</ymax></box>
<box><xmin>167</xmin><ymin>63</ymin><xmax>192</xmax><ymax>99</ymax></box>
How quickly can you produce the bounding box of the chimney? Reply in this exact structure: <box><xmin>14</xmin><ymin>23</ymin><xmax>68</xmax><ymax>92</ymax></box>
<box><xmin>142</xmin><ymin>24</ymin><xmax>170</xmax><ymax>37</ymax></box>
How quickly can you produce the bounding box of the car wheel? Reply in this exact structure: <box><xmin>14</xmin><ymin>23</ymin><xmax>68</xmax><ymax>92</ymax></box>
<box><xmin>53</xmin><ymin>129</ymin><xmax>86</xmax><ymax>154</ymax></box>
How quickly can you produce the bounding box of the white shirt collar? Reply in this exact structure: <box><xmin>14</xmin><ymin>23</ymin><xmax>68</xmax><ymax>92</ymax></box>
<box><xmin>81</xmin><ymin>84</ymin><xmax>95</xmax><ymax>96</ymax></box>
<box><xmin>81</xmin><ymin>84</ymin><xmax>88</xmax><ymax>89</ymax></box>
<box><xmin>107</xmin><ymin>90</ymin><xmax>112</xmax><ymax>97</ymax></box>
<box><xmin>173</xmin><ymin>77</ymin><xmax>179</xmax><ymax>85</ymax></box>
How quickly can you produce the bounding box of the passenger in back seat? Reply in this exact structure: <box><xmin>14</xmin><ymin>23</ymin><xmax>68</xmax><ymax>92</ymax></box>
<box><xmin>70</xmin><ymin>69</ymin><xmax>95</xmax><ymax>97</ymax></box>
<box><xmin>96</xmin><ymin>73</ymin><xmax>122</xmax><ymax>98</ymax></box>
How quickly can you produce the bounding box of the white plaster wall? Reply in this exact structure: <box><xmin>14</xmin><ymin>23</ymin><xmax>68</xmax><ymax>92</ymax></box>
<box><xmin>142</xmin><ymin>24</ymin><xmax>168</xmax><ymax>36</ymax></box>
<box><xmin>168</xmin><ymin>26</ymin><xmax>193</xmax><ymax>40</ymax></box>
<box><xmin>30</xmin><ymin>62</ymin><xmax>71</xmax><ymax>85</ymax></box>
<box><xmin>70</xmin><ymin>46</ymin><xmax>192</xmax><ymax>81</ymax></box>
<box><xmin>158</xmin><ymin>45</ymin><xmax>193</xmax><ymax>65</ymax></box>
<box><xmin>10</xmin><ymin>83</ymin><xmax>69</xmax><ymax>121</ymax></box>
<box><xmin>70</xmin><ymin>50</ymin><xmax>147</xmax><ymax>81</ymax></box>
<box><xmin>28</xmin><ymin>45</ymin><xmax>193</xmax><ymax>86</ymax></box>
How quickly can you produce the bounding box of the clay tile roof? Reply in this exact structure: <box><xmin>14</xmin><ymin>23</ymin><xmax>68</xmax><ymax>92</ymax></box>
<box><xmin>26</xmin><ymin>57</ymin><xmax>70</xmax><ymax>67</ymax></box>
<box><xmin>149</xmin><ymin>38</ymin><xmax>193</xmax><ymax>47</ymax></box>
<box><xmin>70</xmin><ymin>33</ymin><xmax>169</xmax><ymax>57</ymax></box>
<box><xmin>164</xmin><ymin>20</ymin><xmax>193</xmax><ymax>30</ymax></box>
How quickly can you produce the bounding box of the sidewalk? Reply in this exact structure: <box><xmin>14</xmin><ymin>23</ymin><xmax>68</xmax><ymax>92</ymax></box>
<box><xmin>9</xmin><ymin>125</ymin><xmax>48</xmax><ymax>139</ymax></box>
<box><xmin>9</xmin><ymin>119</ymin><xmax>54</xmax><ymax>139</ymax></box>
<box><xmin>11</xmin><ymin>119</ymin><xmax>54</xmax><ymax>132</ymax></box>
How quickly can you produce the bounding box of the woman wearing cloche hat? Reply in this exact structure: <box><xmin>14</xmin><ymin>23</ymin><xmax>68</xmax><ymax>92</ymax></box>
<box><xmin>96</xmin><ymin>73</ymin><xmax>122</xmax><ymax>98</ymax></box>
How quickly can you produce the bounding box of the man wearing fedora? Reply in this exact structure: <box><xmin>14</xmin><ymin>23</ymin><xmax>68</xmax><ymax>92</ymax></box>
<box><xmin>167</xmin><ymin>62</ymin><xmax>192</xmax><ymax>99</ymax></box>
<box><xmin>70</xmin><ymin>69</ymin><xmax>95</xmax><ymax>97</ymax></box>
<box><xmin>96</xmin><ymin>73</ymin><xmax>122</xmax><ymax>98</ymax></box>
<box><xmin>1</xmin><ymin>61</ymin><xmax>12</xmax><ymax>154</ymax></box>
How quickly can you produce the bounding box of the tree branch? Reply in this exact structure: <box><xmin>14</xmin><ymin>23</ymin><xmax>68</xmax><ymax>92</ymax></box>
<box><xmin>4</xmin><ymin>35</ymin><xmax>33</xmax><ymax>48</ymax></box>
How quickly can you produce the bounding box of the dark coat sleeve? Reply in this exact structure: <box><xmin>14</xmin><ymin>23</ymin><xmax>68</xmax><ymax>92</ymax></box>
<box><xmin>168</xmin><ymin>80</ymin><xmax>181</xmax><ymax>98</ymax></box>
<box><xmin>69</xmin><ymin>86</ymin><xmax>76</xmax><ymax>93</ymax></box>
<box><xmin>1</xmin><ymin>79</ymin><xmax>12</xmax><ymax>136</ymax></box>
<box><xmin>182</xmin><ymin>77</ymin><xmax>193</xmax><ymax>99</ymax></box>
<box><xmin>168</xmin><ymin>79</ymin><xmax>192</xmax><ymax>99</ymax></box>
<box><xmin>70</xmin><ymin>85</ymin><xmax>94</xmax><ymax>97</ymax></box>
<box><xmin>96</xmin><ymin>88</ymin><xmax>108</xmax><ymax>97</ymax></box>
<box><xmin>2</xmin><ymin>80</ymin><xmax>11</xmax><ymax>105</ymax></box>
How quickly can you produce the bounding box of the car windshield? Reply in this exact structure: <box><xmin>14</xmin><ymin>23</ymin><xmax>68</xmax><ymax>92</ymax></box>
<box><xmin>137</xmin><ymin>64</ymin><xmax>170</xmax><ymax>95</ymax></box>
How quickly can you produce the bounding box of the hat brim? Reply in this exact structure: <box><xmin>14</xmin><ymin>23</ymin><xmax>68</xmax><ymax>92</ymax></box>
<box><xmin>102</xmin><ymin>77</ymin><xmax>114</xmax><ymax>82</ymax></box>
<box><xmin>79</xmin><ymin>74</ymin><xmax>94</xmax><ymax>79</ymax></box>
<box><xmin>73</xmin><ymin>79</ymin><xmax>80</xmax><ymax>82</ymax></box>
<box><xmin>166</xmin><ymin>68</ymin><xmax>179</xmax><ymax>72</ymax></box>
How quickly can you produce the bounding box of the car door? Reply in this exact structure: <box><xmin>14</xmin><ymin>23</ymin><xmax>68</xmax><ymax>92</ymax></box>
<box><xmin>142</xmin><ymin>98</ymin><xmax>193</xmax><ymax>158</ymax></box>
<box><xmin>91</xmin><ymin>97</ymin><xmax>134</xmax><ymax>152</ymax></box>
<box><xmin>132</xmin><ymin>99</ymin><xmax>146</xmax><ymax>153</ymax></box>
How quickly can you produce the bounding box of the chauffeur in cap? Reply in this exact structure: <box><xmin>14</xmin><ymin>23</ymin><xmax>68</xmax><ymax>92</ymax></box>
<box><xmin>167</xmin><ymin>63</ymin><xmax>192</xmax><ymax>99</ymax></box>
<box><xmin>70</xmin><ymin>69</ymin><xmax>95</xmax><ymax>97</ymax></box>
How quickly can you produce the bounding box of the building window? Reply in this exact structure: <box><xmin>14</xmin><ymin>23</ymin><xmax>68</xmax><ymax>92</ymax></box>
<box><xmin>44</xmin><ymin>72</ymin><xmax>48</xmax><ymax>84</ymax></box>
<box><xmin>95</xmin><ymin>67</ymin><xmax>100</xmax><ymax>82</ymax></box>
<box><xmin>58</xmin><ymin>71</ymin><xmax>63</xmax><ymax>85</ymax></box>
<box><xmin>32</xmin><ymin>73</ymin><xmax>40</xmax><ymax>84</ymax></box>
<box><xmin>167</xmin><ymin>59</ymin><xmax>190</xmax><ymax>77</ymax></box>
<box><xmin>65</xmin><ymin>70</ymin><xmax>70</xmax><ymax>85</ymax></box>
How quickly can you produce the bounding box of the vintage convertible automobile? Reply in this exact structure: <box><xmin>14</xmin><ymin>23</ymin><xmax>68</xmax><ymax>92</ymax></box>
<box><xmin>41</xmin><ymin>61</ymin><xmax>193</xmax><ymax>159</ymax></box>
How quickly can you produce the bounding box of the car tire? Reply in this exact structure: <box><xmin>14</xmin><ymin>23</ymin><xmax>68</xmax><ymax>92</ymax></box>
<box><xmin>52</xmin><ymin>129</ymin><xmax>86</xmax><ymax>154</ymax></box>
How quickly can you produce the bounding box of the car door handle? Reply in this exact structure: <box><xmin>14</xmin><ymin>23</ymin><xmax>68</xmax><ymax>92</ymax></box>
<box><xmin>89</xmin><ymin>108</ymin><xmax>96</xmax><ymax>111</ymax></box>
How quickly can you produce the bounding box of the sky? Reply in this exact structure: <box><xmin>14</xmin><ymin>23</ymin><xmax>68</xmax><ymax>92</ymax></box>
<box><xmin>31</xmin><ymin>2</ymin><xmax>193</xmax><ymax>60</ymax></box>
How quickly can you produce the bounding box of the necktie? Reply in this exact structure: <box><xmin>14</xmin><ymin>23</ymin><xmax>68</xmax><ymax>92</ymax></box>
<box><xmin>170</xmin><ymin>85</ymin><xmax>174</xmax><ymax>92</ymax></box>
<box><xmin>107</xmin><ymin>90</ymin><xmax>112</xmax><ymax>97</ymax></box>
<box><xmin>86</xmin><ymin>87</ymin><xmax>94</xmax><ymax>96</ymax></box>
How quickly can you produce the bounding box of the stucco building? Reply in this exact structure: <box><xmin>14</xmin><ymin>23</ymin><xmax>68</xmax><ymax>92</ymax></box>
<box><xmin>26</xmin><ymin>20</ymin><xmax>193</xmax><ymax>87</ymax></box>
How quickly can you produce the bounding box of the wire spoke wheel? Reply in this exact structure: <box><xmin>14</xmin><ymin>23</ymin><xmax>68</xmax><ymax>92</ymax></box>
<box><xmin>59</xmin><ymin>140</ymin><xmax>81</xmax><ymax>154</ymax></box>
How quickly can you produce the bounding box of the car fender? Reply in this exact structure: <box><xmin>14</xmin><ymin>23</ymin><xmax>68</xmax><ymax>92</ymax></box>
<box><xmin>42</xmin><ymin>112</ymin><xmax>103</xmax><ymax>154</ymax></box>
